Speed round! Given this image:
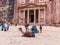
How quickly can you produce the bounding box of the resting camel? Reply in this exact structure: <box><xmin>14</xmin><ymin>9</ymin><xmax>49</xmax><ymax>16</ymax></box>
<box><xmin>19</xmin><ymin>28</ymin><xmax>32</xmax><ymax>37</ymax></box>
<box><xmin>19</xmin><ymin>27</ymin><xmax>39</xmax><ymax>37</ymax></box>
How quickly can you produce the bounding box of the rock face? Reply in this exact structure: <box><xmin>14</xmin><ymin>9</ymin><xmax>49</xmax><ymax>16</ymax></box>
<box><xmin>0</xmin><ymin>0</ymin><xmax>60</xmax><ymax>25</ymax></box>
<box><xmin>0</xmin><ymin>0</ymin><xmax>15</xmax><ymax>23</ymax></box>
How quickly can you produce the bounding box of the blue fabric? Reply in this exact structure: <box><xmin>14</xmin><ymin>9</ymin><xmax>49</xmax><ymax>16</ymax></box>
<box><xmin>1</xmin><ymin>23</ymin><xmax>4</xmax><ymax>31</ymax></box>
<box><xmin>32</xmin><ymin>31</ymin><xmax>35</xmax><ymax>37</ymax></box>
<box><xmin>31</xmin><ymin>25</ymin><xmax>37</xmax><ymax>37</ymax></box>
<box><xmin>31</xmin><ymin>25</ymin><xmax>37</xmax><ymax>33</ymax></box>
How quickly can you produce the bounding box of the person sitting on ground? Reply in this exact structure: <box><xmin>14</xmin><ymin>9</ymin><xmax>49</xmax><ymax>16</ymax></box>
<box><xmin>19</xmin><ymin>28</ymin><xmax>32</xmax><ymax>37</ymax></box>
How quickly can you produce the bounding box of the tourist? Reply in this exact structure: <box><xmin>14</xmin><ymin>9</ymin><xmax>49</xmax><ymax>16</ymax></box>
<box><xmin>31</xmin><ymin>25</ymin><xmax>39</xmax><ymax>33</ymax></box>
<box><xmin>7</xmin><ymin>23</ymin><xmax>9</xmax><ymax>30</ymax></box>
<box><xmin>40</xmin><ymin>25</ymin><xmax>42</xmax><ymax>33</ymax></box>
<box><xmin>25</xmin><ymin>23</ymin><xmax>29</xmax><ymax>31</ymax></box>
<box><xmin>1</xmin><ymin>21</ymin><xmax>5</xmax><ymax>31</ymax></box>
<box><xmin>4</xmin><ymin>22</ymin><xmax>9</xmax><ymax>31</ymax></box>
<box><xmin>31</xmin><ymin>25</ymin><xmax>39</xmax><ymax>37</ymax></box>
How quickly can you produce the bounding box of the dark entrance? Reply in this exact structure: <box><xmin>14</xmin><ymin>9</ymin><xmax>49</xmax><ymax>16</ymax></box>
<box><xmin>25</xmin><ymin>10</ymin><xmax>28</xmax><ymax>23</ymax></box>
<box><xmin>29</xmin><ymin>10</ymin><xmax>34</xmax><ymax>23</ymax></box>
<box><xmin>30</xmin><ymin>15</ymin><xmax>34</xmax><ymax>22</ymax></box>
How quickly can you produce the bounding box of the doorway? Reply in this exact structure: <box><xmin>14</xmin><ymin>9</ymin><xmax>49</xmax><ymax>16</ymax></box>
<box><xmin>30</xmin><ymin>14</ymin><xmax>34</xmax><ymax>23</ymax></box>
<box><xmin>29</xmin><ymin>10</ymin><xmax>34</xmax><ymax>23</ymax></box>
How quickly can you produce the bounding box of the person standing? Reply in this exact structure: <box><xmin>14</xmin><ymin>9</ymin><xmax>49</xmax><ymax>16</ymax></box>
<box><xmin>1</xmin><ymin>22</ymin><xmax>5</xmax><ymax>31</ymax></box>
<box><xmin>25</xmin><ymin>23</ymin><xmax>29</xmax><ymax>31</ymax></box>
<box><xmin>40</xmin><ymin>25</ymin><xmax>42</xmax><ymax>33</ymax></box>
<box><xmin>31</xmin><ymin>25</ymin><xmax>37</xmax><ymax>37</ymax></box>
<box><xmin>4</xmin><ymin>22</ymin><xmax>9</xmax><ymax>31</ymax></box>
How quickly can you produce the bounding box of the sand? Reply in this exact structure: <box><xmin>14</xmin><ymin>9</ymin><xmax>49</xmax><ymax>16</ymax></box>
<box><xmin>0</xmin><ymin>26</ymin><xmax>60</xmax><ymax>45</ymax></box>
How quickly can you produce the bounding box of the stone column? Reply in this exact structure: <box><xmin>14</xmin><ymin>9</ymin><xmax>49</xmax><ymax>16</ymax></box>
<box><xmin>34</xmin><ymin>9</ymin><xmax>36</xmax><ymax>24</ymax></box>
<box><xmin>38</xmin><ymin>9</ymin><xmax>40</xmax><ymax>24</ymax></box>
<box><xmin>23</xmin><ymin>10</ymin><xmax>25</xmax><ymax>24</ymax></box>
<box><xmin>44</xmin><ymin>7</ymin><xmax>45</xmax><ymax>24</ymax></box>
<box><xmin>27</xmin><ymin>9</ymin><xmax>29</xmax><ymax>23</ymax></box>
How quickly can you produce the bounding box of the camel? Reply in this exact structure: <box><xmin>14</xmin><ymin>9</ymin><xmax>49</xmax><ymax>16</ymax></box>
<box><xmin>19</xmin><ymin>28</ymin><xmax>32</xmax><ymax>37</ymax></box>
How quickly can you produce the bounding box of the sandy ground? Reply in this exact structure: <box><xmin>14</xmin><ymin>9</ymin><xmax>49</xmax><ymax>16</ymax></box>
<box><xmin>0</xmin><ymin>26</ymin><xmax>60</xmax><ymax>45</ymax></box>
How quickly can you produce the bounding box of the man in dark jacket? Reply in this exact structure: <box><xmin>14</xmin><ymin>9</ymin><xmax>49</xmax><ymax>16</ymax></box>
<box><xmin>40</xmin><ymin>25</ymin><xmax>42</xmax><ymax>33</ymax></box>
